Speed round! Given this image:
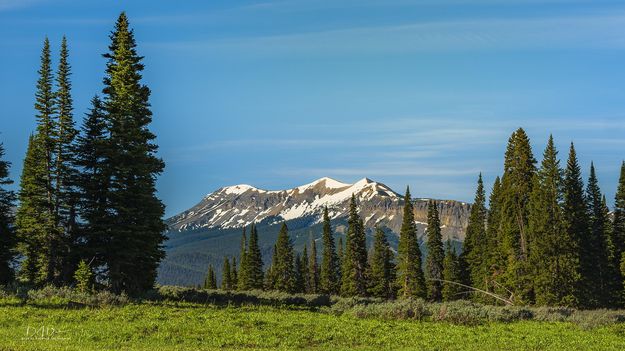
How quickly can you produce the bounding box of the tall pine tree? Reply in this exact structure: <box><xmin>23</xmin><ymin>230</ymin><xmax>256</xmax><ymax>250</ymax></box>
<box><xmin>16</xmin><ymin>39</ymin><xmax>59</xmax><ymax>285</ymax></box>
<box><xmin>0</xmin><ymin>143</ymin><xmax>16</xmax><ymax>284</ymax></box>
<box><xmin>101</xmin><ymin>13</ymin><xmax>166</xmax><ymax>294</ymax></box>
<box><xmin>340</xmin><ymin>195</ymin><xmax>368</xmax><ymax>297</ymax></box>
<box><xmin>585</xmin><ymin>163</ymin><xmax>617</xmax><ymax>307</ymax></box>
<box><xmin>319</xmin><ymin>207</ymin><xmax>339</xmax><ymax>294</ymax></box>
<box><xmin>396</xmin><ymin>186</ymin><xmax>426</xmax><ymax>298</ymax></box>
<box><xmin>272</xmin><ymin>222</ymin><xmax>294</xmax><ymax>293</ymax></box>
<box><xmin>74</xmin><ymin>96</ymin><xmax>110</xmax><ymax>279</ymax></box>
<box><xmin>498</xmin><ymin>128</ymin><xmax>536</xmax><ymax>304</ymax></box>
<box><xmin>368</xmin><ymin>227</ymin><xmax>394</xmax><ymax>298</ymax></box>
<box><xmin>222</xmin><ymin>257</ymin><xmax>233</xmax><ymax>291</ymax></box>
<box><xmin>563</xmin><ymin>143</ymin><xmax>589</xmax><ymax>304</ymax></box>
<box><xmin>53</xmin><ymin>36</ymin><xmax>79</xmax><ymax>284</ymax></box>
<box><xmin>237</xmin><ymin>227</ymin><xmax>248</xmax><ymax>290</ymax></box>
<box><xmin>203</xmin><ymin>264</ymin><xmax>217</xmax><ymax>289</ymax></box>
<box><xmin>293</xmin><ymin>252</ymin><xmax>306</xmax><ymax>293</ymax></box>
<box><xmin>307</xmin><ymin>238</ymin><xmax>319</xmax><ymax>294</ymax></box>
<box><xmin>425</xmin><ymin>200</ymin><xmax>444</xmax><ymax>301</ymax></box>
<box><xmin>460</xmin><ymin>174</ymin><xmax>487</xmax><ymax>300</ymax></box>
<box><xmin>245</xmin><ymin>223</ymin><xmax>264</xmax><ymax>289</ymax></box>
<box><xmin>612</xmin><ymin>162</ymin><xmax>625</xmax><ymax>295</ymax></box>
<box><xmin>528</xmin><ymin>136</ymin><xmax>579</xmax><ymax>306</ymax></box>
<box><xmin>442</xmin><ymin>240</ymin><xmax>462</xmax><ymax>302</ymax></box>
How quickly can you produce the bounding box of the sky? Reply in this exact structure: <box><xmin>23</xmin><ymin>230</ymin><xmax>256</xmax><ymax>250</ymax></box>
<box><xmin>1</xmin><ymin>0</ymin><xmax>625</xmax><ymax>217</ymax></box>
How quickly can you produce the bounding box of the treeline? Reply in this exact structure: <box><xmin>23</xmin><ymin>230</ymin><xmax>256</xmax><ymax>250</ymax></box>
<box><xmin>204</xmin><ymin>129</ymin><xmax>625</xmax><ymax>309</ymax></box>
<box><xmin>461</xmin><ymin>129</ymin><xmax>625</xmax><ymax>308</ymax></box>
<box><xmin>0</xmin><ymin>13</ymin><xmax>165</xmax><ymax>295</ymax></box>
<box><xmin>203</xmin><ymin>195</ymin><xmax>463</xmax><ymax>302</ymax></box>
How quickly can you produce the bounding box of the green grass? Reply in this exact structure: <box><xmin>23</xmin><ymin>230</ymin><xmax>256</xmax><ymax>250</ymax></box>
<box><xmin>1</xmin><ymin>301</ymin><xmax>624</xmax><ymax>350</ymax></box>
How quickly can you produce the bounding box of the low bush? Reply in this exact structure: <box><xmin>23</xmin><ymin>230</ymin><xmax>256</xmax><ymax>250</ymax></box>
<box><xmin>156</xmin><ymin>286</ymin><xmax>331</xmax><ymax>308</ymax></box>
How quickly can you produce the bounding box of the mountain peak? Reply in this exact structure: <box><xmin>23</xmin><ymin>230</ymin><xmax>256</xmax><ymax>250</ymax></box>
<box><xmin>296</xmin><ymin>177</ymin><xmax>350</xmax><ymax>192</ymax></box>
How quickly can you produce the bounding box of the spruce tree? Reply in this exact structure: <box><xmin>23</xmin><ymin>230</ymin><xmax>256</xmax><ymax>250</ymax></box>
<box><xmin>0</xmin><ymin>143</ymin><xmax>16</xmax><ymax>284</ymax></box>
<box><xmin>222</xmin><ymin>257</ymin><xmax>232</xmax><ymax>291</ymax></box>
<box><xmin>101</xmin><ymin>13</ymin><xmax>166</xmax><ymax>294</ymax></box>
<box><xmin>486</xmin><ymin>176</ymin><xmax>506</xmax><ymax>302</ymax></box>
<box><xmin>319</xmin><ymin>207</ymin><xmax>339</xmax><ymax>294</ymax></box>
<box><xmin>442</xmin><ymin>241</ymin><xmax>462</xmax><ymax>301</ymax></box>
<box><xmin>16</xmin><ymin>39</ymin><xmax>59</xmax><ymax>285</ymax></box>
<box><xmin>246</xmin><ymin>223</ymin><xmax>264</xmax><ymax>289</ymax></box>
<box><xmin>460</xmin><ymin>174</ymin><xmax>487</xmax><ymax>299</ymax></box>
<box><xmin>272</xmin><ymin>222</ymin><xmax>294</xmax><ymax>292</ymax></box>
<box><xmin>74</xmin><ymin>96</ymin><xmax>110</xmax><ymax>279</ymax></box>
<box><xmin>563</xmin><ymin>143</ymin><xmax>589</xmax><ymax>304</ymax></box>
<box><xmin>301</xmin><ymin>246</ymin><xmax>310</xmax><ymax>293</ymax></box>
<box><xmin>499</xmin><ymin>128</ymin><xmax>536</xmax><ymax>304</ymax></box>
<box><xmin>340</xmin><ymin>195</ymin><xmax>368</xmax><ymax>296</ymax></box>
<box><xmin>425</xmin><ymin>200</ymin><xmax>444</xmax><ymax>301</ymax></box>
<box><xmin>528</xmin><ymin>136</ymin><xmax>579</xmax><ymax>306</ymax></box>
<box><xmin>294</xmin><ymin>252</ymin><xmax>306</xmax><ymax>293</ymax></box>
<box><xmin>308</xmin><ymin>237</ymin><xmax>319</xmax><ymax>294</ymax></box>
<box><xmin>53</xmin><ymin>36</ymin><xmax>79</xmax><ymax>284</ymax></box>
<box><xmin>237</xmin><ymin>227</ymin><xmax>248</xmax><ymax>290</ymax></box>
<box><xmin>368</xmin><ymin>227</ymin><xmax>393</xmax><ymax>298</ymax></box>
<box><xmin>612</xmin><ymin>162</ymin><xmax>625</xmax><ymax>292</ymax></box>
<box><xmin>231</xmin><ymin>257</ymin><xmax>238</xmax><ymax>290</ymax></box>
<box><xmin>396</xmin><ymin>186</ymin><xmax>426</xmax><ymax>298</ymax></box>
<box><xmin>203</xmin><ymin>264</ymin><xmax>217</xmax><ymax>289</ymax></box>
<box><xmin>337</xmin><ymin>236</ymin><xmax>344</xmax><ymax>286</ymax></box>
<box><xmin>621</xmin><ymin>252</ymin><xmax>625</xmax><ymax>297</ymax></box>
<box><xmin>16</xmin><ymin>135</ymin><xmax>53</xmax><ymax>285</ymax></box>
<box><xmin>585</xmin><ymin>163</ymin><xmax>617</xmax><ymax>307</ymax></box>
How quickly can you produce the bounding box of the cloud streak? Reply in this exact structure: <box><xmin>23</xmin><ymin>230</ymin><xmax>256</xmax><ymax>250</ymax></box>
<box><xmin>147</xmin><ymin>12</ymin><xmax>625</xmax><ymax>55</ymax></box>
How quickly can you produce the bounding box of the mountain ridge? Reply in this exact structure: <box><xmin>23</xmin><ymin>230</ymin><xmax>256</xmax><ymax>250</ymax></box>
<box><xmin>159</xmin><ymin>177</ymin><xmax>471</xmax><ymax>286</ymax></box>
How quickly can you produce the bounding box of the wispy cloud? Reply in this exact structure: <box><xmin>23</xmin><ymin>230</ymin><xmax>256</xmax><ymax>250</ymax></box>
<box><xmin>147</xmin><ymin>12</ymin><xmax>625</xmax><ymax>55</ymax></box>
<box><xmin>0</xmin><ymin>0</ymin><xmax>44</xmax><ymax>12</ymax></box>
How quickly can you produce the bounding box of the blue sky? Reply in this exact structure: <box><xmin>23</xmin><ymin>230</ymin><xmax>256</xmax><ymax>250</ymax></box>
<box><xmin>1</xmin><ymin>0</ymin><xmax>625</xmax><ymax>217</ymax></box>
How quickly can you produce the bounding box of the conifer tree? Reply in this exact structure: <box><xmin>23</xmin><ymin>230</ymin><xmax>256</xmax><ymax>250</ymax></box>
<box><xmin>612</xmin><ymin>162</ymin><xmax>625</xmax><ymax>292</ymax></box>
<box><xmin>231</xmin><ymin>257</ymin><xmax>238</xmax><ymax>290</ymax></box>
<box><xmin>460</xmin><ymin>174</ymin><xmax>487</xmax><ymax>299</ymax></box>
<box><xmin>222</xmin><ymin>257</ymin><xmax>232</xmax><ymax>291</ymax></box>
<box><xmin>340</xmin><ymin>195</ymin><xmax>368</xmax><ymax>296</ymax></box>
<box><xmin>528</xmin><ymin>136</ymin><xmax>579</xmax><ymax>306</ymax></box>
<box><xmin>499</xmin><ymin>128</ymin><xmax>536</xmax><ymax>304</ymax></box>
<box><xmin>337</xmin><ymin>236</ymin><xmax>344</xmax><ymax>283</ymax></box>
<box><xmin>396</xmin><ymin>187</ymin><xmax>426</xmax><ymax>298</ymax></box>
<box><xmin>53</xmin><ymin>36</ymin><xmax>80</xmax><ymax>283</ymax></box>
<box><xmin>368</xmin><ymin>227</ymin><xmax>394</xmax><ymax>298</ymax></box>
<box><xmin>301</xmin><ymin>246</ymin><xmax>310</xmax><ymax>293</ymax></box>
<box><xmin>203</xmin><ymin>264</ymin><xmax>217</xmax><ymax>289</ymax></box>
<box><xmin>16</xmin><ymin>137</ymin><xmax>54</xmax><ymax>285</ymax></box>
<box><xmin>621</xmin><ymin>252</ymin><xmax>625</xmax><ymax>296</ymax></box>
<box><xmin>16</xmin><ymin>39</ymin><xmax>59</xmax><ymax>285</ymax></box>
<box><xmin>425</xmin><ymin>200</ymin><xmax>444</xmax><ymax>301</ymax></box>
<box><xmin>101</xmin><ymin>13</ymin><xmax>166</xmax><ymax>294</ymax></box>
<box><xmin>245</xmin><ymin>223</ymin><xmax>264</xmax><ymax>289</ymax></box>
<box><xmin>308</xmin><ymin>237</ymin><xmax>319</xmax><ymax>294</ymax></box>
<box><xmin>294</xmin><ymin>252</ymin><xmax>306</xmax><ymax>293</ymax></box>
<box><xmin>485</xmin><ymin>176</ymin><xmax>507</xmax><ymax>302</ymax></box>
<box><xmin>563</xmin><ymin>143</ymin><xmax>589</xmax><ymax>303</ymax></box>
<box><xmin>319</xmin><ymin>207</ymin><xmax>339</xmax><ymax>294</ymax></box>
<box><xmin>74</xmin><ymin>96</ymin><xmax>110</xmax><ymax>278</ymax></box>
<box><xmin>237</xmin><ymin>227</ymin><xmax>248</xmax><ymax>290</ymax></box>
<box><xmin>585</xmin><ymin>163</ymin><xmax>617</xmax><ymax>307</ymax></box>
<box><xmin>272</xmin><ymin>223</ymin><xmax>294</xmax><ymax>292</ymax></box>
<box><xmin>0</xmin><ymin>143</ymin><xmax>16</xmax><ymax>284</ymax></box>
<box><xmin>442</xmin><ymin>241</ymin><xmax>462</xmax><ymax>301</ymax></box>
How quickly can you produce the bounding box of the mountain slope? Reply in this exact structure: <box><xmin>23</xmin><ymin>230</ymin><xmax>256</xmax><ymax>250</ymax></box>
<box><xmin>159</xmin><ymin>177</ymin><xmax>471</xmax><ymax>286</ymax></box>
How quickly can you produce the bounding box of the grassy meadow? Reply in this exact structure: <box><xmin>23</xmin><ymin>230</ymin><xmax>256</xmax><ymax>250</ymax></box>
<box><xmin>0</xmin><ymin>287</ymin><xmax>624</xmax><ymax>350</ymax></box>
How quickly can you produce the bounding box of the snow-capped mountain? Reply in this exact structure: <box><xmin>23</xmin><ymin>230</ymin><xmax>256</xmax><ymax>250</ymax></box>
<box><xmin>167</xmin><ymin>177</ymin><xmax>470</xmax><ymax>241</ymax></box>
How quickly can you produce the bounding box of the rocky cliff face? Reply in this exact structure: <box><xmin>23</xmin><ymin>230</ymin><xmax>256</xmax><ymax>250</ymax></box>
<box><xmin>167</xmin><ymin>177</ymin><xmax>470</xmax><ymax>241</ymax></box>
